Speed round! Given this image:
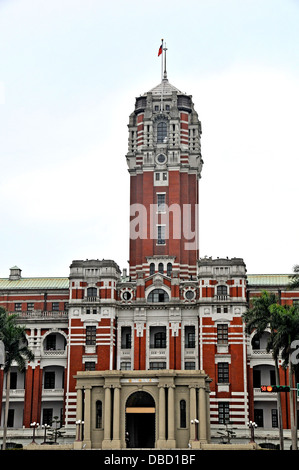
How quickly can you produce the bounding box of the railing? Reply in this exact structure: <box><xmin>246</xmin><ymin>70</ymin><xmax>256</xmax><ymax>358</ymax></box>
<box><xmin>85</xmin><ymin>296</ymin><xmax>100</xmax><ymax>302</ymax></box>
<box><xmin>12</xmin><ymin>310</ymin><xmax>68</xmax><ymax>319</ymax></box>
<box><xmin>43</xmin><ymin>349</ymin><xmax>67</xmax><ymax>356</ymax></box>
<box><xmin>250</xmin><ymin>349</ymin><xmax>272</xmax><ymax>356</ymax></box>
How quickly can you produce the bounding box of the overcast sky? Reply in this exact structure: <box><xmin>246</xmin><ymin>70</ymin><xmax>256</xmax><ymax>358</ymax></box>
<box><xmin>0</xmin><ymin>0</ymin><xmax>298</xmax><ymax>278</ymax></box>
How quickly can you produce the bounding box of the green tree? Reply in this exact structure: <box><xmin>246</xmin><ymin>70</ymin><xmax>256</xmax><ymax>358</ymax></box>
<box><xmin>242</xmin><ymin>291</ymin><xmax>284</xmax><ymax>450</ymax></box>
<box><xmin>0</xmin><ymin>308</ymin><xmax>34</xmax><ymax>450</ymax></box>
<box><xmin>289</xmin><ymin>264</ymin><xmax>299</xmax><ymax>290</ymax></box>
<box><xmin>270</xmin><ymin>303</ymin><xmax>299</xmax><ymax>450</ymax></box>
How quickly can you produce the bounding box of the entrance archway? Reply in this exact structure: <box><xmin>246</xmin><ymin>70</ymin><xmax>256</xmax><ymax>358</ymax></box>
<box><xmin>125</xmin><ymin>391</ymin><xmax>155</xmax><ymax>448</ymax></box>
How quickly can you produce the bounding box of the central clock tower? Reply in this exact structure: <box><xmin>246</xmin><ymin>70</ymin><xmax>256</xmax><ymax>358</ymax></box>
<box><xmin>126</xmin><ymin>68</ymin><xmax>203</xmax><ymax>281</ymax></box>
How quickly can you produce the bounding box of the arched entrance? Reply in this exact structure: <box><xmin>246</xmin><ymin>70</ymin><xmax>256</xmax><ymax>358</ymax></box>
<box><xmin>125</xmin><ymin>391</ymin><xmax>155</xmax><ymax>448</ymax></box>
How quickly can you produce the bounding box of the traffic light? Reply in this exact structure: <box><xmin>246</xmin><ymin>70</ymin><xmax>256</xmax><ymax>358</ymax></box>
<box><xmin>260</xmin><ymin>385</ymin><xmax>290</xmax><ymax>392</ymax></box>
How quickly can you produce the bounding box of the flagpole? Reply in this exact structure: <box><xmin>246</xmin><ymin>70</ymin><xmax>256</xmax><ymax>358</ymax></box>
<box><xmin>163</xmin><ymin>42</ymin><xmax>167</xmax><ymax>79</ymax></box>
<box><xmin>161</xmin><ymin>38</ymin><xmax>164</xmax><ymax>82</ymax></box>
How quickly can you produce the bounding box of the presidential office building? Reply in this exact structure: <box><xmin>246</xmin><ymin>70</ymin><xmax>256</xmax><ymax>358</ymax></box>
<box><xmin>0</xmin><ymin>62</ymin><xmax>298</xmax><ymax>449</ymax></box>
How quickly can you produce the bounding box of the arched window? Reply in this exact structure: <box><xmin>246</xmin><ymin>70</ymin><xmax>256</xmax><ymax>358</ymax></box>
<box><xmin>167</xmin><ymin>263</ymin><xmax>172</xmax><ymax>277</ymax></box>
<box><xmin>180</xmin><ymin>400</ymin><xmax>186</xmax><ymax>428</ymax></box>
<box><xmin>158</xmin><ymin>262</ymin><xmax>164</xmax><ymax>274</ymax></box>
<box><xmin>147</xmin><ymin>289</ymin><xmax>169</xmax><ymax>303</ymax></box>
<box><xmin>157</xmin><ymin>121</ymin><xmax>167</xmax><ymax>143</ymax></box>
<box><xmin>96</xmin><ymin>401</ymin><xmax>102</xmax><ymax>428</ymax></box>
<box><xmin>87</xmin><ymin>287</ymin><xmax>97</xmax><ymax>298</ymax></box>
<box><xmin>217</xmin><ymin>285</ymin><xmax>227</xmax><ymax>296</ymax></box>
<box><xmin>150</xmin><ymin>263</ymin><xmax>155</xmax><ymax>276</ymax></box>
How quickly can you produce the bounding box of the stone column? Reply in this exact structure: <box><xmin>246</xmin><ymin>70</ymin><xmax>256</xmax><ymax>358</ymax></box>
<box><xmin>167</xmin><ymin>385</ymin><xmax>176</xmax><ymax>448</ymax></box>
<box><xmin>112</xmin><ymin>386</ymin><xmax>121</xmax><ymax>448</ymax></box>
<box><xmin>199</xmin><ymin>386</ymin><xmax>207</xmax><ymax>443</ymax></box>
<box><xmin>157</xmin><ymin>385</ymin><xmax>166</xmax><ymax>448</ymax></box>
<box><xmin>189</xmin><ymin>386</ymin><xmax>197</xmax><ymax>441</ymax></box>
<box><xmin>74</xmin><ymin>387</ymin><xmax>84</xmax><ymax>447</ymax></box>
<box><xmin>83</xmin><ymin>386</ymin><xmax>92</xmax><ymax>449</ymax></box>
<box><xmin>102</xmin><ymin>386</ymin><xmax>112</xmax><ymax>449</ymax></box>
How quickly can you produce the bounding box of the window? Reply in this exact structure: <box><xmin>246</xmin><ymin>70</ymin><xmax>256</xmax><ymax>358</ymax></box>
<box><xmin>158</xmin><ymin>262</ymin><xmax>164</xmax><ymax>274</ymax></box>
<box><xmin>149</xmin><ymin>362</ymin><xmax>166</xmax><ymax>370</ymax></box>
<box><xmin>157</xmin><ymin>193</ymin><xmax>166</xmax><ymax>212</ymax></box>
<box><xmin>157</xmin><ymin>225</ymin><xmax>166</xmax><ymax>245</ymax></box>
<box><xmin>157</xmin><ymin>154</ymin><xmax>166</xmax><ymax>164</ymax></box>
<box><xmin>147</xmin><ymin>289</ymin><xmax>169</xmax><ymax>303</ymax></box>
<box><xmin>150</xmin><ymin>263</ymin><xmax>155</xmax><ymax>276</ymax></box>
<box><xmin>253</xmin><ymin>369</ymin><xmax>261</xmax><ymax>388</ymax></box>
<box><xmin>185</xmin><ymin>290</ymin><xmax>195</xmax><ymax>300</ymax></box>
<box><xmin>46</xmin><ymin>334</ymin><xmax>56</xmax><ymax>350</ymax></box>
<box><xmin>27</xmin><ymin>302</ymin><xmax>34</xmax><ymax>311</ymax></box>
<box><xmin>44</xmin><ymin>371</ymin><xmax>55</xmax><ymax>389</ymax></box>
<box><xmin>157</xmin><ymin>121</ymin><xmax>167</xmax><ymax>143</ymax></box>
<box><xmin>185</xmin><ymin>326</ymin><xmax>196</xmax><ymax>348</ymax></box>
<box><xmin>121</xmin><ymin>327</ymin><xmax>132</xmax><ymax>349</ymax></box>
<box><xmin>185</xmin><ymin>362</ymin><xmax>195</xmax><ymax>370</ymax></box>
<box><xmin>120</xmin><ymin>362</ymin><xmax>131</xmax><ymax>370</ymax></box>
<box><xmin>219</xmin><ymin>402</ymin><xmax>230</xmax><ymax>424</ymax></box>
<box><xmin>218</xmin><ymin>362</ymin><xmax>229</xmax><ymax>383</ymax></box>
<box><xmin>252</xmin><ymin>335</ymin><xmax>260</xmax><ymax>350</ymax></box>
<box><xmin>96</xmin><ymin>401</ymin><xmax>103</xmax><ymax>428</ymax></box>
<box><xmin>52</xmin><ymin>302</ymin><xmax>59</xmax><ymax>311</ymax></box>
<box><xmin>271</xmin><ymin>409</ymin><xmax>278</xmax><ymax>428</ymax></box>
<box><xmin>180</xmin><ymin>400</ymin><xmax>186</xmax><ymax>428</ymax></box>
<box><xmin>167</xmin><ymin>263</ymin><xmax>172</xmax><ymax>277</ymax></box>
<box><xmin>7</xmin><ymin>409</ymin><xmax>14</xmax><ymax>428</ymax></box>
<box><xmin>86</xmin><ymin>326</ymin><xmax>96</xmax><ymax>345</ymax></box>
<box><xmin>85</xmin><ymin>362</ymin><xmax>96</xmax><ymax>371</ymax></box>
<box><xmin>217</xmin><ymin>285</ymin><xmax>228</xmax><ymax>297</ymax></box>
<box><xmin>43</xmin><ymin>408</ymin><xmax>53</xmax><ymax>426</ymax></box>
<box><xmin>153</xmin><ymin>331</ymin><xmax>166</xmax><ymax>348</ymax></box>
<box><xmin>15</xmin><ymin>303</ymin><xmax>22</xmax><ymax>312</ymax></box>
<box><xmin>217</xmin><ymin>324</ymin><xmax>228</xmax><ymax>344</ymax></box>
<box><xmin>87</xmin><ymin>287</ymin><xmax>97</xmax><ymax>298</ymax></box>
<box><xmin>10</xmin><ymin>372</ymin><xmax>17</xmax><ymax>389</ymax></box>
<box><xmin>254</xmin><ymin>409</ymin><xmax>264</xmax><ymax>427</ymax></box>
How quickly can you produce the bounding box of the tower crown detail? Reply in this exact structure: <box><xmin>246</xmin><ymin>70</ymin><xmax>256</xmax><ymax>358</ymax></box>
<box><xmin>127</xmin><ymin>77</ymin><xmax>203</xmax><ymax>178</ymax></box>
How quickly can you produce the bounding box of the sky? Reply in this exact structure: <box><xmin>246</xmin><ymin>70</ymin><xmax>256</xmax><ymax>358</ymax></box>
<box><xmin>0</xmin><ymin>0</ymin><xmax>298</xmax><ymax>278</ymax></box>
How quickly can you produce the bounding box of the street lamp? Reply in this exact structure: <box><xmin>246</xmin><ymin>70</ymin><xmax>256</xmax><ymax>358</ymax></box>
<box><xmin>41</xmin><ymin>424</ymin><xmax>50</xmax><ymax>444</ymax></box>
<box><xmin>30</xmin><ymin>422</ymin><xmax>39</xmax><ymax>444</ymax></box>
<box><xmin>247</xmin><ymin>421</ymin><xmax>257</xmax><ymax>443</ymax></box>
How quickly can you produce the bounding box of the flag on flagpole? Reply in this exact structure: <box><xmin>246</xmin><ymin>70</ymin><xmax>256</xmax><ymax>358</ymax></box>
<box><xmin>158</xmin><ymin>43</ymin><xmax>163</xmax><ymax>57</ymax></box>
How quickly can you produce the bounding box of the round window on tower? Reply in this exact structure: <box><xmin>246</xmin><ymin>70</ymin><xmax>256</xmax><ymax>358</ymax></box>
<box><xmin>185</xmin><ymin>289</ymin><xmax>195</xmax><ymax>301</ymax></box>
<box><xmin>122</xmin><ymin>291</ymin><xmax>132</xmax><ymax>301</ymax></box>
<box><xmin>156</xmin><ymin>153</ymin><xmax>167</xmax><ymax>164</ymax></box>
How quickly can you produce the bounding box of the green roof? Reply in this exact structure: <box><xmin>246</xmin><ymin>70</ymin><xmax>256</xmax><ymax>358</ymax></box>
<box><xmin>0</xmin><ymin>274</ymin><xmax>293</xmax><ymax>290</ymax></box>
<box><xmin>247</xmin><ymin>274</ymin><xmax>291</xmax><ymax>286</ymax></box>
<box><xmin>0</xmin><ymin>277</ymin><xmax>69</xmax><ymax>290</ymax></box>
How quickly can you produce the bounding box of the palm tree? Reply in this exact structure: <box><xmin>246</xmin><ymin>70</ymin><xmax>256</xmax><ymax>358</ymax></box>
<box><xmin>243</xmin><ymin>291</ymin><xmax>284</xmax><ymax>450</ymax></box>
<box><xmin>270</xmin><ymin>304</ymin><xmax>299</xmax><ymax>450</ymax></box>
<box><xmin>0</xmin><ymin>308</ymin><xmax>34</xmax><ymax>450</ymax></box>
<box><xmin>288</xmin><ymin>265</ymin><xmax>299</xmax><ymax>290</ymax></box>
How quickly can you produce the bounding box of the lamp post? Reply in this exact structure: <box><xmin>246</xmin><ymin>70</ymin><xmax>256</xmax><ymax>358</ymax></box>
<box><xmin>247</xmin><ymin>421</ymin><xmax>257</xmax><ymax>443</ymax></box>
<box><xmin>41</xmin><ymin>424</ymin><xmax>50</xmax><ymax>444</ymax></box>
<box><xmin>30</xmin><ymin>422</ymin><xmax>39</xmax><ymax>444</ymax></box>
